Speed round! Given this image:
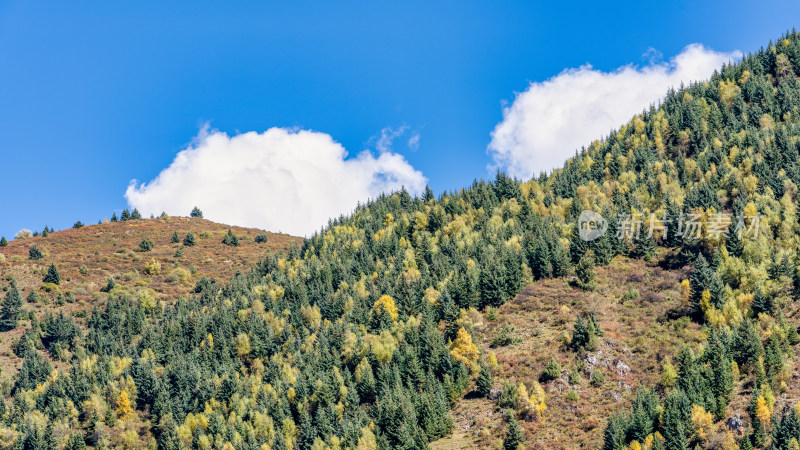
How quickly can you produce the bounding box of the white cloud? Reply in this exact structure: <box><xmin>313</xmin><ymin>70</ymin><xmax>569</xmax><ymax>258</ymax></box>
<box><xmin>375</xmin><ymin>125</ymin><xmax>409</xmax><ymax>153</ymax></box>
<box><xmin>488</xmin><ymin>44</ymin><xmax>742</xmax><ymax>179</ymax></box>
<box><xmin>125</xmin><ymin>126</ymin><xmax>426</xmax><ymax>236</ymax></box>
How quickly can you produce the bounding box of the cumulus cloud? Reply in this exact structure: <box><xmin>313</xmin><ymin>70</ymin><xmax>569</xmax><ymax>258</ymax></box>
<box><xmin>488</xmin><ymin>44</ymin><xmax>742</xmax><ymax>179</ymax></box>
<box><xmin>125</xmin><ymin>127</ymin><xmax>426</xmax><ymax>236</ymax></box>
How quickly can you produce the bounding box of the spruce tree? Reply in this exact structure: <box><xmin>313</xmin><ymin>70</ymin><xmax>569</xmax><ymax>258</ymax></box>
<box><xmin>0</xmin><ymin>236</ymin><xmax>6</xmax><ymax>246</ymax></box>
<box><xmin>131</xmin><ymin>208</ymin><xmax>142</xmax><ymax>220</ymax></box>
<box><xmin>183</xmin><ymin>231</ymin><xmax>196</xmax><ymax>247</ymax></box>
<box><xmin>0</xmin><ymin>283</ymin><xmax>22</xmax><ymax>331</ymax></box>
<box><xmin>190</xmin><ymin>206</ymin><xmax>203</xmax><ymax>218</ymax></box>
<box><xmin>725</xmin><ymin>219</ymin><xmax>743</xmax><ymax>257</ymax></box>
<box><xmin>111</xmin><ymin>212</ymin><xmax>118</xmax><ymax>222</ymax></box>
<box><xmin>631</xmin><ymin>231</ymin><xmax>656</xmax><ymax>261</ymax></box>
<box><xmin>138</xmin><ymin>239</ymin><xmax>153</xmax><ymax>252</ymax></box>
<box><xmin>574</xmin><ymin>250</ymin><xmax>596</xmax><ymax>291</ymax></box>
<box><xmin>503</xmin><ymin>417</ymin><xmax>525</xmax><ymax>450</ymax></box>
<box><xmin>752</xmin><ymin>286</ymin><xmax>774</xmax><ymax>316</ymax></box>
<box><xmin>476</xmin><ymin>359</ymin><xmax>493</xmax><ymax>397</ymax></box>
<box><xmin>571</xmin><ymin>315</ymin><xmax>598</xmax><ymax>351</ymax></box>
<box><xmin>121</xmin><ymin>209</ymin><xmax>131</xmax><ymax>221</ymax></box>
<box><xmin>28</xmin><ymin>244</ymin><xmax>43</xmax><ymax>260</ymax></box>
<box><xmin>603</xmin><ymin>414</ymin><xmax>627</xmax><ymax>450</ymax></box>
<box><xmin>529</xmin><ymin>236</ymin><xmax>551</xmax><ymax>280</ymax></box>
<box><xmin>222</xmin><ymin>229</ymin><xmax>240</xmax><ymax>247</ymax></box>
<box><xmin>171</xmin><ymin>231</ymin><xmax>180</xmax><ymax>243</ymax></box>
<box><xmin>43</xmin><ymin>263</ymin><xmax>60</xmax><ymax>285</ymax></box>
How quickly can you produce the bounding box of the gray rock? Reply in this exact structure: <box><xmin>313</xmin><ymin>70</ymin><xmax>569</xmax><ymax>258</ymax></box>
<box><xmin>726</xmin><ymin>413</ymin><xmax>743</xmax><ymax>434</ymax></box>
<box><xmin>488</xmin><ymin>387</ymin><xmax>501</xmax><ymax>400</ymax></box>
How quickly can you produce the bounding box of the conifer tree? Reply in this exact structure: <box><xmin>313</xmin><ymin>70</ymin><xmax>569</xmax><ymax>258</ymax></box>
<box><xmin>222</xmin><ymin>229</ymin><xmax>240</xmax><ymax>246</ymax></box>
<box><xmin>190</xmin><ymin>206</ymin><xmax>203</xmax><ymax>218</ymax></box>
<box><xmin>43</xmin><ymin>263</ymin><xmax>60</xmax><ymax>285</ymax></box>
<box><xmin>725</xmin><ymin>219</ymin><xmax>743</xmax><ymax>257</ymax></box>
<box><xmin>529</xmin><ymin>236</ymin><xmax>551</xmax><ymax>280</ymax></box>
<box><xmin>570</xmin><ymin>314</ymin><xmax>598</xmax><ymax>351</ymax></box>
<box><xmin>111</xmin><ymin>212</ymin><xmax>118</xmax><ymax>222</ymax></box>
<box><xmin>183</xmin><ymin>231</ymin><xmax>196</xmax><ymax>247</ymax></box>
<box><xmin>171</xmin><ymin>231</ymin><xmax>180</xmax><ymax>243</ymax></box>
<box><xmin>603</xmin><ymin>414</ymin><xmax>627</xmax><ymax>450</ymax></box>
<box><xmin>0</xmin><ymin>283</ymin><xmax>22</xmax><ymax>331</ymax></box>
<box><xmin>752</xmin><ymin>286</ymin><xmax>774</xmax><ymax>316</ymax></box>
<box><xmin>0</xmin><ymin>236</ymin><xmax>6</xmax><ymax>246</ymax></box>
<box><xmin>131</xmin><ymin>208</ymin><xmax>142</xmax><ymax>219</ymax></box>
<box><xmin>28</xmin><ymin>244</ymin><xmax>43</xmax><ymax>260</ymax></box>
<box><xmin>476</xmin><ymin>359</ymin><xmax>493</xmax><ymax>397</ymax></box>
<box><xmin>121</xmin><ymin>209</ymin><xmax>131</xmax><ymax>221</ymax></box>
<box><xmin>503</xmin><ymin>417</ymin><xmax>525</xmax><ymax>450</ymax></box>
<box><xmin>574</xmin><ymin>250</ymin><xmax>596</xmax><ymax>291</ymax></box>
<box><xmin>138</xmin><ymin>239</ymin><xmax>153</xmax><ymax>252</ymax></box>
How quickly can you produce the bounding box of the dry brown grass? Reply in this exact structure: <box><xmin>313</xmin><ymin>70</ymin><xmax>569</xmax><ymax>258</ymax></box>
<box><xmin>0</xmin><ymin>216</ymin><xmax>301</xmax><ymax>378</ymax></box>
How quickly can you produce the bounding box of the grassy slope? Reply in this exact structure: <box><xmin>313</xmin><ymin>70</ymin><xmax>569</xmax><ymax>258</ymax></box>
<box><xmin>432</xmin><ymin>253</ymin><xmax>800</xmax><ymax>449</ymax></box>
<box><xmin>0</xmin><ymin>217</ymin><xmax>301</xmax><ymax>380</ymax></box>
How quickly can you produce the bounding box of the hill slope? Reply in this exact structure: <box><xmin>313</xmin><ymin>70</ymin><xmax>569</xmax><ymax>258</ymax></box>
<box><xmin>2</xmin><ymin>31</ymin><xmax>800</xmax><ymax>450</ymax></box>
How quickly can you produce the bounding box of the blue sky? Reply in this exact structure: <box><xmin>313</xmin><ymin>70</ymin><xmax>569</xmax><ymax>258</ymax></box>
<box><xmin>1</xmin><ymin>1</ymin><xmax>800</xmax><ymax>237</ymax></box>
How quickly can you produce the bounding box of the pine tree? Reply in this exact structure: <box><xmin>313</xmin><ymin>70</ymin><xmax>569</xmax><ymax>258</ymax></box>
<box><xmin>121</xmin><ymin>209</ymin><xmax>131</xmax><ymax>221</ymax></box>
<box><xmin>131</xmin><ymin>208</ymin><xmax>142</xmax><ymax>219</ymax></box>
<box><xmin>171</xmin><ymin>231</ymin><xmax>180</xmax><ymax>243</ymax></box>
<box><xmin>752</xmin><ymin>286</ymin><xmax>774</xmax><ymax>316</ymax></box>
<box><xmin>603</xmin><ymin>414</ymin><xmax>627</xmax><ymax>450</ymax></box>
<box><xmin>42</xmin><ymin>227</ymin><xmax>48</xmax><ymax>237</ymax></box>
<box><xmin>725</xmin><ymin>219</ymin><xmax>743</xmax><ymax>257</ymax></box>
<box><xmin>111</xmin><ymin>212</ymin><xmax>118</xmax><ymax>222</ymax></box>
<box><xmin>43</xmin><ymin>263</ymin><xmax>60</xmax><ymax>285</ymax></box>
<box><xmin>540</xmin><ymin>357</ymin><xmax>562</xmax><ymax>382</ymax></box>
<box><xmin>138</xmin><ymin>239</ymin><xmax>153</xmax><ymax>252</ymax></box>
<box><xmin>222</xmin><ymin>229</ymin><xmax>240</xmax><ymax>247</ymax></box>
<box><xmin>476</xmin><ymin>359</ymin><xmax>493</xmax><ymax>397</ymax></box>
<box><xmin>571</xmin><ymin>315</ymin><xmax>598</xmax><ymax>351</ymax></box>
<box><xmin>503</xmin><ymin>417</ymin><xmax>525</xmax><ymax>450</ymax></box>
<box><xmin>0</xmin><ymin>237</ymin><xmax>6</xmax><ymax>246</ymax></box>
<box><xmin>190</xmin><ymin>206</ymin><xmax>203</xmax><ymax>218</ymax></box>
<box><xmin>529</xmin><ymin>236</ymin><xmax>551</xmax><ymax>280</ymax></box>
<box><xmin>183</xmin><ymin>231</ymin><xmax>196</xmax><ymax>247</ymax></box>
<box><xmin>574</xmin><ymin>250</ymin><xmax>596</xmax><ymax>291</ymax></box>
<box><xmin>0</xmin><ymin>283</ymin><xmax>22</xmax><ymax>331</ymax></box>
<box><xmin>631</xmin><ymin>231</ymin><xmax>657</xmax><ymax>261</ymax></box>
<box><xmin>28</xmin><ymin>244</ymin><xmax>43</xmax><ymax>260</ymax></box>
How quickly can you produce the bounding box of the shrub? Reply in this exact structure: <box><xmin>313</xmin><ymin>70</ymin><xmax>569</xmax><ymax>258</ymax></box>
<box><xmin>621</xmin><ymin>287</ymin><xmax>640</xmax><ymax>302</ymax></box>
<box><xmin>254</xmin><ymin>234</ymin><xmax>269</xmax><ymax>244</ymax></box>
<box><xmin>190</xmin><ymin>206</ymin><xmax>203</xmax><ymax>218</ymax></box>
<box><xmin>79</xmin><ymin>265</ymin><xmax>88</xmax><ymax>275</ymax></box>
<box><xmin>138</xmin><ymin>239</ymin><xmax>153</xmax><ymax>252</ymax></box>
<box><xmin>27</xmin><ymin>290</ymin><xmax>39</xmax><ymax>304</ymax></box>
<box><xmin>222</xmin><ymin>229</ymin><xmax>240</xmax><ymax>247</ymax></box>
<box><xmin>28</xmin><ymin>245</ymin><xmax>43</xmax><ymax>260</ymax></box>
<box><xmin>0</xmin><ymin>253</ymin><xmax>4</xmax><ymax>263</ymax></box>
<box><xmin>590</xmin><ymin>370</ymin><xmax>605</xmax><ymax>386</ymax></box>
<box><xmin>174</xmin><ymin>248</ymin><xmax>183</xmax><ymax>258</ymax></box>
<box><xmin>73</xmin><ymin>221</ymin><xmax>84</xmax><ymax>229</ymax></box>
<box><xmin>40</xmin><ymin>282</ymin><xmax>59</xmax><ymax>293</ymax></box>
<box><xmin>491</xmin><ymin>324</ymin><xmax>521</xmax><ymax>347</ymax></box>
<box><xmin>540</xmin><ymin>357</ymin><xmax>562</xmax><ymax>382</ymax></box>
<box><xmin>143</xmin><ymin>258</ymin><xmax>161</xmax><ymax>275</ymax></box>
<box><xmin>100</xmin><ymin>277</ymin><xmax>116</xmax><ymax>293</ymax></box>
<box><xmin>566</xmin><ymin>390</ymin><xmax>579</xmax><ymax>401</ymax></box>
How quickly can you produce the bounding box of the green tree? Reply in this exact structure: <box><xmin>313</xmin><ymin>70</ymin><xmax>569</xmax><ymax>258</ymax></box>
<box><xmin>503</xmin><ymin>417</ymin><xmax>525</xmax><ymax>450</ymax></box>
<box><xmin>254</xmin><ymin>233</ymin><xmax>268</xmax><ymax>243</ymax></box>
<box><xmin>190</xmin><ymin>206</ymin><xmax>203</xmax><ymax>218</ymax></box>
<box><xmin>574</xmin><ymin>250</ymin><xmax>596</xmax><ymax>291</ymax></box>
<box><xmin>540</xmin><ymin>357</ymin><xmax>562</xmax><ymax>382</ymax></box>
<box><xmin>131</xmin><ymin>208</ymin><xmax>142</xmax><ymax>219</ymax></box>
<box><xmin>0</xmin><ymin>283</ymin><xmax>22</xmax><ymax>331</ymax></box>
<box><xmin>29</xmin><ymin>244</ymin><xmax>43</xmax><ymax>260</ymax></box>
<box><xmin>476</xmin><ymin>359</ymin><xmax>493</xmax><ymax>397</ymax></box>
<box><xmin>171</xmin><ymin>231</ymin><xmax>180</xmax><ymax>243</ymax></box>
<box><xmin>570</xmin><ymin>314</ymin><xmax>598</xmax><ymax>351</ymax></box>
<box><xmin>222</xmin><ymin>229</ymin><xmax>240</xmax><ymax>247</ymax></box>
<box><xmin>121</xmin><ymin>209</ymin><xmax>131</xmax><ymax>221</ymax></box>
<box><xmin>0</xmin><ymin>236</ymin><xmax>6</xmax><ymax>246</ymax></box>
<box><xmin>603</xmin><ymin>414</ymin><xmax>627</xmax><ymax>450</ymax></box>
<box><xmin>73</xmin><ymin>221</ymin><xmax>84</xmax><ymax>228</ymax></box>
<box><xmin>138</xmin><ymin>239</ymin><xmax>153</xmax><ymax>252</ymax></box>
<box><xmin>43</xmin><ymin>263</ymin><xmax>60</xmax><ymax>285</ymax></box>
<box><xmin>111</xmin><ymin>212</ymin><xmax>118</xmax><ymax>222</ymax></box>
<box><xmin>183</xmin><ymin>231</ymin><xmax>196</xmax><ymax>247</ymax></box>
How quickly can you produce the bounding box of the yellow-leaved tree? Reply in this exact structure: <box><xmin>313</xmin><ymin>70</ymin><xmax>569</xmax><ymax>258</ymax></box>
<box><xmin>449</xmin><ymin>327</ymin><xmax>479</xmax><ymax>374</ymax></box>
<box><xmin>116</xmin><ymin>391</ymin><xmax>133</xmax><ymax>420</ymax></box>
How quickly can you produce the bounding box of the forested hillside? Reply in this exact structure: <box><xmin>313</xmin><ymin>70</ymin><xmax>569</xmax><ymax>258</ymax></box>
<box><xmin>3</xmin><ymin>31</ymin><xmax>800</xmax><ymax>449</ymax></box>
